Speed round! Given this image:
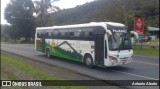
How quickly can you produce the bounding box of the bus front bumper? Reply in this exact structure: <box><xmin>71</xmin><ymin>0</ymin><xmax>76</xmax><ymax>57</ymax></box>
<box><xmin>105</xmin><ymin>57</ymin><xmax>133</xmax><ymax>67</ymax></box>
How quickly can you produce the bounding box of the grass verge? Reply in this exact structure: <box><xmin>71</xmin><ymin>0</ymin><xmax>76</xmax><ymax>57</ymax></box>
<box><xmin>133</xmin><ymin>45</ymin><xmax>159</xmax><ymax>57</ymax></box>
<box><xmin>1</xmin><ymin>52</ymin><xmax>87</xmax><ymax>89</ymax></box>
<box><xmin>1</xmin><ymin>55</ymin><xmax>61</xmax><ymax>80</ymax></box>
<box><xmin>149</xmin><ymin>38</ymin><xmax>159</xmax><ymax>43</ymax></box>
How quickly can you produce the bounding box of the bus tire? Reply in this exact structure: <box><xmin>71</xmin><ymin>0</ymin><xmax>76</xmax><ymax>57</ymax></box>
<box><xmin>84</xmin><ymin>55</ymin><xmax>94</xmax><ymax>68</ymax></box>
<box><xmin>46</xmin><ymin>49</ymin><xmax>51</xmax><ymax>58</ymax></box>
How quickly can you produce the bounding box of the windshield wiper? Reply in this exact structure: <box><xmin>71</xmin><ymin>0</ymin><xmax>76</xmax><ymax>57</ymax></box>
<box><xmin>124</xmin><ymin>34</ymin><xmax>132</xmax><ymax>52</ymax></box>
<box><xmin>118</xmin><ymin>36</ymin><xmax>132</xmax><ymax>52</ymax></box>
<box><xmin>112</xmin><ymin>34</ymin><xmax>123</xmax><ymax>53</ymax></box>
<box><xmin>118</xmin><ymin>36</ymin><xmax>124</xmax><ymax>53</ymax></box>
<box><xmin>112</xmin><ymin>34</ymin><xmax>118</xmax><ymax>43</ymax></box>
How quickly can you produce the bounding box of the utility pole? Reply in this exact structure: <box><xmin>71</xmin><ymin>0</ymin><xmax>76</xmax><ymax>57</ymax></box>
<box><xmin>124</xmin><ymin>0</ymin><xmax>128</xmax><ymax>27</ymax></box>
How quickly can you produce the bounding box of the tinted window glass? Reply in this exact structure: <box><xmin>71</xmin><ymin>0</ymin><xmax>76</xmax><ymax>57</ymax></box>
<box><xmin>69</xmin><ymin>32</ymin><xmax>74</xmax><ymax>37</ymax></box>
<box><xmin>82</xmin><ymin>28</ymin><xmax>93</xmax><ymax>37</ymax></box>
<box><xmin>60</xmin><ymin>32</ymin><xmax>67</xmax><ymax>37</ymax></box>
<box><xmin>37</xmin><ymin>30</ymin><xmax>42</xmax><ymax>38</ymax></box>
<box><xmin>59</xmin><ymin>29</ymin><xmax>68</xmax><ymax>37</ymax></box>
<box><xmin>53</xmin><ymin>30</ymin><xmax>59</xmax><ymax>37</ymax></box>
<box><xmin>46</xmin><ymin>31</ymin><xmax>52</xmax><ymax>38</ymax></box>
<box><xmin>68</xmin><ymin>29</ymin><xmax>74</xmax><ymax>37</ymax></box>
<box><xmin>74</xmin><ymin>29</ymin><xmax>81</xmax><ymax>37</ymax></box>
<box><xmin>69</xmin><ymin>29</ymin><xmax>82</xmax><ymax>37</ymax></box>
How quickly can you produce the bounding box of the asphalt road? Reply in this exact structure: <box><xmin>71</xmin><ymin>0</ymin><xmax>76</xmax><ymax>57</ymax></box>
<box><xmin>1</xmin><ymin>43</ymin><xmax>159</xmax><ymax>88</ymax></box>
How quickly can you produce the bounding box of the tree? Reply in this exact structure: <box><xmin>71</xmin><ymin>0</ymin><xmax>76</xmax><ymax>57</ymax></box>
<box><xmin>33</xmin><ymin>0</ymin><xmax>60</xmax><ymax>26</ymax></box>
<box><xmin>5</xmin><ymin>0</ymin><xmax>35</xmax><ymax>42</ymax></box>
<box><xmin>1</xmin><ymin>24</ymin><xmax>11</xmax><ymax>41</ymax></box>
<box><xmin>47</xmin><ymin>0</ymin><xmax>159</xmax><ymax>32</ymax></box>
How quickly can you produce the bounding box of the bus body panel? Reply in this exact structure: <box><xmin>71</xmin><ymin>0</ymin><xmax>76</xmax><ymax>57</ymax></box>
<box><xmin>44</xmin><ymin>39</ymin><xmax>95</xmax><ymax>63</ymax></box>
<box><xmin>35</xmin><ymin>22</ymin><xmax>133</xmax><ymax>67</ymax></box>
<box><xmin>105</xmin><ymin>50</ymin><xmax>133</xmax><ymax>66</ymax></box>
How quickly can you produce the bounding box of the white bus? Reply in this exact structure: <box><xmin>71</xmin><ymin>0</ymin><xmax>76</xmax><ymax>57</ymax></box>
<box><xmin>35</xmin><ymin>22</ymin><xmax>133</xmax><ymax>68</ymax></box>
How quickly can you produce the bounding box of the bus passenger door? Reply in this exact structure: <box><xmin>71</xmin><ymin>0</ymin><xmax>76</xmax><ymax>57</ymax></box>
<box><xmin>42</xmin><ymin>36</ymin><xmax>45</xmax><ymax>53</ymax></box>
<box><xmin>94</xmin><ymin>34</ymin><xmax>105</xmax><ymax>66</ymax></box>
<box><xmin>41</xmin><ymin>32</ymin><xmax>46</xmax><ymax>53</ymax></box>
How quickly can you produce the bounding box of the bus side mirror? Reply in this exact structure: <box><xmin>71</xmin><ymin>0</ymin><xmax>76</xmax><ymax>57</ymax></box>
<box><xmin>131</xmin><ymin>34</ymin><xmax>134</xmax><ymax>37</ymax></box>
<box><xmin>106</xmin><ymin>30</ymin><xmax>112</xmax><ymax>35</ymax></box>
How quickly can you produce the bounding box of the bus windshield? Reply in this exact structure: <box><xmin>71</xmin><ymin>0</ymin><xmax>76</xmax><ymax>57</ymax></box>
<box><xmin>108</xmin><ymin>25</ymin><xmax>132</xmax><ymax>51</ymax></box>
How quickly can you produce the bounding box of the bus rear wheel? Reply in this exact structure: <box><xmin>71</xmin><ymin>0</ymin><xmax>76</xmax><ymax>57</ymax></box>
<box><xmin>84</xmin><ymin>55</ymin><xmax>94</xmax><ymax>68</ymax></box>
<box><xmin>46</xmin><ymin>49</ymin><xmax>51</xmax><ymax>58</ymax></box>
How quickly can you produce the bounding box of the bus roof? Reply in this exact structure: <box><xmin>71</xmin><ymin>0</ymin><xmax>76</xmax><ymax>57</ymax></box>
<box><xmin>36</xmin><ymin>22</ymin><xmax>125</xmax><ymax>30</ymax></box>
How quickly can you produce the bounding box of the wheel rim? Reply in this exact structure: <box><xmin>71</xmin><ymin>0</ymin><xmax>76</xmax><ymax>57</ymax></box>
<box><xmin>86</xmin><ymin>58</ymin><xmax>92</xmax><ymax>66</ymax></box>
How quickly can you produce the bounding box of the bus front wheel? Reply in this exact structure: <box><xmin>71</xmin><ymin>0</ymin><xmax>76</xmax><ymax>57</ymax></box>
<box><xmin>46</xmin><ymin>49</ymin><xmax>51</xmax><ymax>58</ymax></box>
<box><xmin>84</xmin><ymin>55</ymin><xmax>94</xmax><ymax>68</ymax></box>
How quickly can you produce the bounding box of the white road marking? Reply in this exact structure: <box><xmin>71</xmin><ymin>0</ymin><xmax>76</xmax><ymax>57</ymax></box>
<box><xmin>111</xmin><ymin>70</ymin><xmax>159</xmax><ymax>80</ymax></box>
<box><xmin>133</xmin><ymin>61</ymin><xmax>159</xmax><ymax>66</ymax></box>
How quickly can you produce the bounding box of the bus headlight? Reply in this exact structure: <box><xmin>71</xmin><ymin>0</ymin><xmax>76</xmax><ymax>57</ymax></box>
<box><xmin>109</xmin><ymin>56</ymin><xmax>118</xmax><ymax>62</ymax></box>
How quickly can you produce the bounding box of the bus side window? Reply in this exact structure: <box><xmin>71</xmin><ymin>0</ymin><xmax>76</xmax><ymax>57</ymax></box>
<box><xmin>84</xmin><ymin>32</ymin><xmax>88</xmax><ymax>37</ymax></box>
<box><xmin>37</xmin><ymin>33</ymin><xmax>40</xmax><ymax>38</ymax></box>
<box><xmin>89</xmin><ymin>32</ymin><xmax>93</xmax><ymax>36</ymax></box>
<box><xmin>83</xmin><ymin>28</ymin><xmax>93</xmax><ymax>37</ymax></box>
<box><xmin>44</xmin><ymin>32</ymin><xmax>48</xmax><ymax>38</ymax></box>
<box><xmin>43</xmin><ymin>31</ymin><xmax>47</xmax><ymax>38</ymax></box>
<box><xmin>60</xmin><ymin>32</ymin><xmax>67</xmax><ymax>37</ymax></box>
<box><xmin>37</xmin><ymin>31</ymin><xmax>42</xmax><ymax>38</ymax></box>
<box><xmin>47</xmin><ymin>32</ymin><xmax>52</xmax><ymax>38</ymax></box>
<box><xmin>84</xmin><ymin>31</ymin><xmax>92</xmax><ymax>37</ymax></box>
<box><xmin>59</xmin><ymin>29</ymin><xmax>67</xmax><ymax>37</ymax></box>
<box><xmin>53</xmin><ymin>30</ymin><xmax>59</xmax><ymax>37</ymax></box>
<box><xmin>74</xmin><ymin>29</ymin><xmax>81</xmax><ymax>37</ymax></box>
<box><xmin>68</xmin><ymin>29</ymin><xmax>74</xmax><ymax>37</ymax></box>
<box><xmin>69</xmin><ymin>32</ymin><xmax>74</xmax><ymax>37</ymax></box>
<box><xmin>51</xmin><ymin>31</ymin><xmax>54</xmax><ymax>38</ymax></box>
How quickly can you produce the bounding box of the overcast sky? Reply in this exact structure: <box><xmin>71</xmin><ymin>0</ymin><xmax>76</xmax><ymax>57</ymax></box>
<box><xmin>1</xmin><ymin>0</ymin><xmax>95</xmax><ymax>24</ymax></box>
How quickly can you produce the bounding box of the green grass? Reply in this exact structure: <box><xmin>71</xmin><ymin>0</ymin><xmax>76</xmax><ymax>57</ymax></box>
<box><xmin>149</xmin><ymin>38</ymin><xmax>159</xmax><ymax>43</ymax></box>
<box><xmin>133</xmin><ymin>46</ymin><xmax>159</xmax><ymax>57</ymax></box>
<box><xmin>1</xmin><ymin>54</ymin><xmax>88</xmax><ymax>89</ymax></box>
<box><xmin>1</xmin><ymin>55</ymin><xmax>60</xmax><ymax>80</ymax></box>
